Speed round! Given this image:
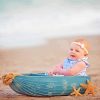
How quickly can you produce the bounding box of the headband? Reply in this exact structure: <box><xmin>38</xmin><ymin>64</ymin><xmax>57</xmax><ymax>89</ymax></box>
<box><xmin>72</xmin><ymin>42</ymin><xmax>88</xmax><ymax>54</ymax></box>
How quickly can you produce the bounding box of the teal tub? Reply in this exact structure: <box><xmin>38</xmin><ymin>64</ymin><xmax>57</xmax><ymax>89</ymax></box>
<box><xmin>9</xmin><ymin>73</ymin><xmax>90</xmax><ymax>96</ymax></box>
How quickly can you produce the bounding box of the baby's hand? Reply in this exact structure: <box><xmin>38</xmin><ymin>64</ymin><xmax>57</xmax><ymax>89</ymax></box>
<box><xmin>53</xmin><ymin>68</ymin><xmax>61</xmax><ymax>75</ymax></box>
<box><xmin>48</xmin><ymin>70</ymin><xmax>54</xmax><ymax>76</ymax></box>
<box><xmin>48</xmin><ymin>69</ymin><xmax>59</xmax><ymax>76</ymax></box>
<box><xmin>48</xmin><ymin>65</ymin><xmax>63</xmax><ymax>76</ymax></box>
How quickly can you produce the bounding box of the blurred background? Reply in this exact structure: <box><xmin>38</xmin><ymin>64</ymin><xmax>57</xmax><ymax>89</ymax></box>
<box><xmin>0</xmin><ymin>0</ymin><xmax>100</xmax><ymax>73</ymax></box>
<box><xmin>0</xmin><ymin>0</ymin><xmax>100</xmax><ymax>49</ymax></box>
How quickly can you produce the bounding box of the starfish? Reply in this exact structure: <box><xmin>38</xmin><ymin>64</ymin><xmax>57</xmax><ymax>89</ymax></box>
<box><xmin>2</xmin><ymin>73</ymin><xmax>18</xmax><ymax>85</ymax></box>
<box><xmin>80</xmin><ymin>80</ymin><xmax>96</xmax><ymax>96</ymax></box>
<box><xmin>70</xmin><ymin>87</ymin><xmax>83</xmax><ymax>96</ymax></box>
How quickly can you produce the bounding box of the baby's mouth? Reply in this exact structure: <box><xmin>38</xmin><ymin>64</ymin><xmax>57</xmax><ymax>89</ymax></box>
<box><xmin>70</xmin><ymin>55</ymin><xmax>76</xmax><ymax>58</ymax></box>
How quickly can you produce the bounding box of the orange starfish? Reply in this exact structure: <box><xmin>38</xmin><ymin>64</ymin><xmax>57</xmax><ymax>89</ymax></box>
<box><xmin>70</xmin><ymin>87</ymin><xmax>83</xmax><ymax>96</ymax></box>
<box><xmin>2</xmin><ymin>73</ymin><xmax>18</xmax><ymax>85</ymax></box>
<box><xmin>80</xmin><ymin>80</ymin><xmax>96</xmax><ymax>96</ymax></box>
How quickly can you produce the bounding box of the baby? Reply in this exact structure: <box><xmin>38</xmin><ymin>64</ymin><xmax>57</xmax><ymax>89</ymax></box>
<box><xmin>48</xmin><ymin>38</ymin><xmax>90</xmax><ymax>76</ymax></box>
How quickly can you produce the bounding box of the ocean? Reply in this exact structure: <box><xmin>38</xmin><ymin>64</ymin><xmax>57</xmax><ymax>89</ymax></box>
<box><xmin>0</xmin><ymin>0</ymin><xmax>100</xmax><ymax>48</ymax></box>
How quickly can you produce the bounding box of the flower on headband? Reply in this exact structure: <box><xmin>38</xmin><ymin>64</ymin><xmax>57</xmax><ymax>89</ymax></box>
<box><xmin>80</xmin><ymin>43</ymin><xmax>84</xmax><ymax>48</ymax></box>
<box><xmin>72</xmin><ymin>42</ymin><xmax>88</xmax><ymax>54</ymax></box>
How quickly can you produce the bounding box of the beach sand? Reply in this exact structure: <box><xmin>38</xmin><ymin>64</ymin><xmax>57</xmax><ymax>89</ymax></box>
<box><xmin>0</xmin><ymin>35</ymin><xmax>100</xmax><ymax>100</ymax></box>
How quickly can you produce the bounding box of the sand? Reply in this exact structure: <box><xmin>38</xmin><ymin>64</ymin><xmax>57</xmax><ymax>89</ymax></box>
<box><xmin>0</xmin><ymin>35</ymin><xmax>100</xmax><ymax>100</ymax></box>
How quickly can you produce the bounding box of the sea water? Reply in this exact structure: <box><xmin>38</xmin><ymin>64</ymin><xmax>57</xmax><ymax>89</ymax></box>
<box><xmin>0</xmin><ymin>0</ymin><xmax>100</xmax><ymax>49</ymax></box>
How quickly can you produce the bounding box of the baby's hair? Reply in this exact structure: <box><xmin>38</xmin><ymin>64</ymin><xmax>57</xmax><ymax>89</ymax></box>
<box><xmin>74</xmin><ymin>38</ymin><xmax>90</xmax><ymax>56</ymax></box>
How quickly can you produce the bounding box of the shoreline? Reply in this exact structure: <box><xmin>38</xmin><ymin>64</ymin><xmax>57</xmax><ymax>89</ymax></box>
<box><xmin>0</xmin><ymin>34</ymin><xmax>100</xmax><ymax>50</ymax></box>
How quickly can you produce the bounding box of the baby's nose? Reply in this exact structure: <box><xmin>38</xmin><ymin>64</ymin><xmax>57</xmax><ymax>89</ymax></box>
<box><xmin>71</xmin><ymin>50</ymin><xmax>76</xmax><ymax>53</ymax></box>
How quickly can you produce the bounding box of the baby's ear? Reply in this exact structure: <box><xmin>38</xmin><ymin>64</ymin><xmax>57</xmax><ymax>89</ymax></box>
<box><xmin>84</xmin><ymin>53</ymin><xmax>88</xmax><ymax>56</ymax></box>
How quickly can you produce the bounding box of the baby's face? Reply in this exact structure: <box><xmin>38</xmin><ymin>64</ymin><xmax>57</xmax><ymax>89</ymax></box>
<box><xmin>68</xmin><ymin>43</ymin><xmax>85</xmax><ymax>60</ymax></box>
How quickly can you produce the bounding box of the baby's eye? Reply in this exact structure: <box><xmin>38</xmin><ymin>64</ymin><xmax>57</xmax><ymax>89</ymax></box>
<box><xmin>70</xmin><ymin>48</ymin><xmax>73</xmax><ymax>51</ymax></box>
<box><xmin>75</xmin><ymin>49</ymin><xmax>80</xmax><ymax>52</ymax></box>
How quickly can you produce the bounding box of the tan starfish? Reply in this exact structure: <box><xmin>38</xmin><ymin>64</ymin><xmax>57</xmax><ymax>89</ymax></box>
<box><xmin>70</xmin><ymin>87</ymin><xmax>83</xmax><ymax>96</ymax></box>
<box><xmin>80</xmin><ymin>80</ymin><xmax>96</xmax><ymax>96</ymax></box>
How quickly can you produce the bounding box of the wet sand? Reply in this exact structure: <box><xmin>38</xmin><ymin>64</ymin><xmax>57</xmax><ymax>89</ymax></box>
<box><xmin>0</xmin><ymin>35</ymin><xmax>100</xmax><ymax>100</ymax></box>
